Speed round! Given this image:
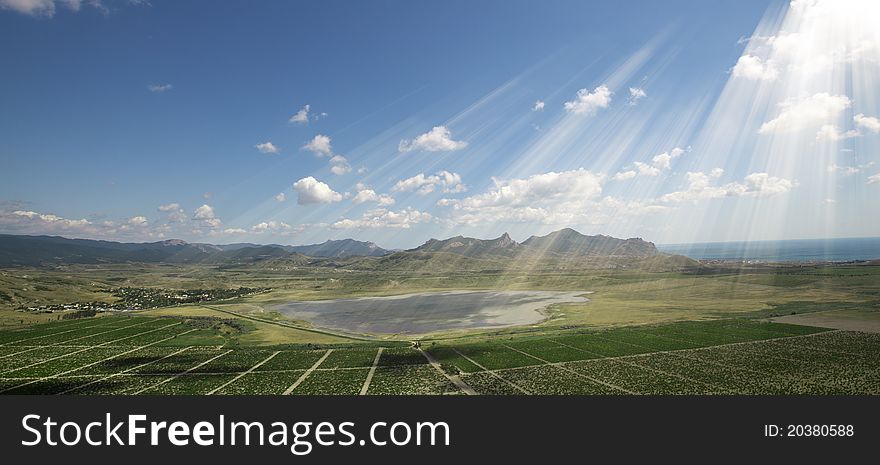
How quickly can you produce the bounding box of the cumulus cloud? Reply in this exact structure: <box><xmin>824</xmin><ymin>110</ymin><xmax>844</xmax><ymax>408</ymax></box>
<box><xmin>391</xmin><ymin>171</ymin><xmax>467</xmax><ymax>195</ymax></box>
<box><xmin>613</xmin><ymin>147</ymin><xmax>685</xmax><ymax>180</ymax></box>
<box><xmin>6</xmin><ymin>209</ymin><xmax>91</xmax><ymax>228</ymax></box>
<box><xmin>127</xmin><ymin>216</ymin><xmax>148</xmax><ymax>226</ymax></box>
<box><xmin>564</xmin><ymin>85</ymin><xmax>612</xmax><ymax>115</ymax></box>
<box><xmin>437</xmin><ymin>169</ymin><xmax>608</xmax><ymax>226</ymax></box>
<box><xmin>854</xmin><ymin>113</ymin><xmax>880</xmax><ymax>133</ymax></box>
<box><xmin>193</xmin><ymin>204</ymin><xmax>215</xmax><ymax>220</ymax></box>
<box><xmin>532</xmin><ymin>100</ymin><xmax>545</xmax><ymax>112</ymax></box>
<box><xmin>250</xmin><ymin>220</ymin><xmax>298</xmax><ymax>234</ymax></box>
<box><xmin>398</xmin><ymin>126</ymin><xmax>468</xmax><ymax>153</ymax></box>
<box><xmin>302</xmin><ymin>134</ymin><xmax>333</xmax><ymax>156</ymax></box>
<box><xmin>815</xmin><ymin>125</ymin><xmax>860</xmax><ymax>142</ymax></box>
<box><xmin>193</xmin><ymin>204</ymin><xmax>221</xmax><ymax>228</ymax></box>
<box><xmin>437</xmin><ymin>168</ymin><xmax>616</xmax><ymax>225</ymax></box>
<box><xmin>329</xmin><ymin>155</ymin><xmax>351</xmax><ymax>175</ymax></box>
<box><xmin>628</xmin><ymin>87</ymin><xmax>647</xmax><ymax>105</ymax></box>
<box><xmin>219</xmin><ymin>228</ymin><xmax>246</xmax><ymax>235</ymax></box>
<box><xmin>612</xmin><ymin>170</ymin><xmax>637</xmax><ymax>181</ymax></box>
<box><xmin>148</xmin><ymin>83</ymin><xmax>173</xmax><ymax>93</ymax></box>
<box><xmin>449</xmin><ymin>169</ymin><xmax>602</xmax><ymax>209</ymax></box>
<box><xmin>0</xmin><ymin>208</ymin><xmax>176</xmax><ymax>239</ymax></box>
<box><xmin>292</xmin><ymin>176</ymin><xmax>343</xmax><ymax>205</ymax></box>
<box><xmin>651</xmin><ymin>147</ymin><xmax>685</xmax><ymax>170</ymax></box>
<box><xmin>758</xmin><ymin>93</ymin><xmax>852</xmax><ymax>135</ymax></box>
<box><xmin>827</xmin><ymin>164</ymin><xmax>861</xmax><ymax>176</ymax></box>
<box><xmin>255</xmin><ymin>141</ymin><xmax>279</xmax><ymax>154</ymax></box>
<box><xmin>0</xmin><ymin>0</ymin><xmax>89</xmax><ymax>17</ymax></box>
<box><xmin>331</xmin><ymin>208</ymin><xmax>432</xmax><ymax>229</ymax></box>
<box><xmin>659</xmin><ymin>170</ymin><xmax>794</xmax><ymax>203</ymax></box>
<box><xmin>352</xmin><ymin>184</ymin><xmax>395</xmax><ymax>206</ymax></box>
<box><xmin>157</xmin><ymin>203</ymin><xmax>186</xmax><ymax>222</ymax></box>
<box><xmin>274</xmin><ymin>192</ymin><xmax>287</xmax><ymax>202</ymax></box>
<box><xmin>289</xmin><ymin>104</ymin><xmax>310</xmax><ymax>124</ymax></box>
<box><xmin>869</xmin><ymin>173</ymin><xmax>880</xmax><ymax>184</ymax></box>
<box><xmin>731</xmin><ymin>55</ymin><xmax>778</xmax><ymax>81</ymax></box>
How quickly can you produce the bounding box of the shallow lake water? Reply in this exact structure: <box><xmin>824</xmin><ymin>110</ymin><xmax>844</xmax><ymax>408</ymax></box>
<box><xmin>272</xmin><ymin>290</ymin><xmax>589</xmax><ymax>335</ymax></box>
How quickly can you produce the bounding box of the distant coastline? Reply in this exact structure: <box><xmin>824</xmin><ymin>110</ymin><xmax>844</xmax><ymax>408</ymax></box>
<box><xmin>657</xmin><ymin>237</ymin><xmax>880</xmax><ymax>263</ymax></box>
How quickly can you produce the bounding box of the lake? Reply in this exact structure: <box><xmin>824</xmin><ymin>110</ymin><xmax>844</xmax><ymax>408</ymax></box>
<box><xmin>272</xmin><ymin>290</ymin><xmax>588</xmax><ymax>335</ymax></box>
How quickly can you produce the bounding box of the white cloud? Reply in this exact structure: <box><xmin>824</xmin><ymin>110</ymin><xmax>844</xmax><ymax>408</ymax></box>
<box><xmin>250</xmin><ymin>221</ymin><xmax>297</xmax><ymax>234</ymax></box>
<box><xmin>398</xmin><ymin>126</ymin><xmax>468</xmax><ymax>153</ymax></box>
<box><xmin>289</xmin><ymin>104</ymin><xmax>310</xmax><ymax>124</ymax></box>
<box><xmin>612</xmin><ymin>170</ymin><xmax>636</xmax><ymax>181</ymax></box>
<box><xmin>331</xmin><ymin>208</ymin><xmax>432</xmax><ymax>229</ymax></box>
<box><xmin>564</xmin><ymin>85</ymin><xmax>612</xmax><ymax>115</ymax></box>
<box><xmin>0</xmin><ymin>208</ymin><xmax>184</xmax><ymax>239</ymax></box>
<box><xmin>352</xmin><ymin>184</ymin><xmax>395</xmax><ymax>206</ymax></box>
<box><xmin>659</xmin><ymin>171</ymin><xmax>794</xmax><ymax>203</ymax></box>
<box><xmin>148</xmin><ymin>83</ymin><xmax>172</xmax><ymax>93</ymax></box>
<box><xmin>127</xmin><ymin>216</ymin><xmax>148</xmax><ymax>226</ymax></box>
<box><xmin>8</xmin><ymin>210</ymin><xmax>91</xmax><ymax>228</ymax></box>
<box><xmin>292</xmin><ymin>176</ymin><xmax>343</xmax><ymax>205</ymax></box>
<box><xmin>3</xmin><ymin>0</ymin><xmax>138</xmax><ymax>17</ymax></box>
<box><xmin>329</xmin><ymin>155</ymin><xmax>351</xmax><ymax>175</ymax></box>
<box><xmin>532</xmin><ymin>100</ymin><xmax>545</xmax><ymax>112</ymax></box>
<box><xmin>854</xmin><ymin>113</ymin><xmax>880</xmax><ymax>133</ymax></box>
<box><xmin>274</xmin><ymin>192</ymin><xmax>286</xmax><ymax>202</ymax></box>
<box><xmin>633</xmin><ymin>161</ymin><xmax>659</xmax><ymax>177</ymax></box>
<box><xmin>868</xmin><ymin>173</ymin><xmax>880</xmax><ymax>184</ymax></box>
<box><xmin>455</xmin><ymin>169</ymin><xmax>602</xmax><ymax>209</ymax></box>
<box><xmin>391</xmin><ymin>171</ymin><xmax>466</xmax><ymax>195</ymax></box>
<box><xmin>1</xmin><ymin>0</ymin><xmax>64</xmax><ymax>17</ymax></box>
<box><xmin>758</xmin><ymin>93</ymin><xmax>852</xmax><ymax>135</ymax></box>
<box><xmin>217</xmin><ymin>228</ymin><xmax>245</xmax><ymax>235</ymax></box>
<box><xmin>438</xmin><ymin>169</ymin><xmax>606</xmax><ymax>226</ymax></box>
<box><xmin>193</xmin><ymin>204</ymin><xmax>215</xmax><ymax>220</ymax></box>
<box><xmin>815</xmin><ymin>125</ymin><xmax>860</xmax><ymax>142</ymax></box>
<box><xmin>827</xmin><ymin>164</ymin><xmax>860</xmax><ymax>176</ymax></box>
<box><xmin>651</xmin><ymin>147</ymin><xmax>685</xmax><ymax>170</ymax></box>
<box><xmin>158</xmin><ymin>203</ymin><xmax>185</xmax><ymax>222</ymax></box>
<box><xmin>302</xmin><ymin>134</ymin><xmax>333</xmax><ymax>156</ymax></box>
<box><xmin>613</xmin><ymin>147</ymin><xmax>685</xmax><ymax>180</ymax></box>
<box><xmin>193</xmin><ymin>204</ymin><xmax>221</xmax><ymax>228</ymax></box>
<box><xmin>628</xmin><ymin>87</ymin><xmax>647</xmax><ymax>105</ymax></box>
<box><xmin>255</xmin><ymin>141</ymin><xmax>279</xmax><ymax>154</ymax></box>
<box><xmin>731</xmin><ymin>55</ymin><xmax>778</xmax><ymax>81</ymax></box>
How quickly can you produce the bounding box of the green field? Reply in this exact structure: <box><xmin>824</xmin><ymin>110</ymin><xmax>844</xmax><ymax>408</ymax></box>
<box><xmin>1</xmin><ymin>262</ymin><xmax>879</xmax><ymax>395</ymax></box>
<box><xmin>4</xmin><ymin>263</ymin><xmax>880</xmax><ymax>340</ymax></box>
<box><xmin>1</xmin><ymin>315</ymin><xmax>877</xmax><ymax>395</ymax></box>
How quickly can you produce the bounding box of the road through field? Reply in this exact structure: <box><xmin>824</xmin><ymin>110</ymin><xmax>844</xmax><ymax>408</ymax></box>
<box><xmin>359</xmin><ymin>347</ymin><xmax>384</xmax><ymax>395</ymax></box>
<box><xmin>0</xmin><ymin>327</ymin><xmax>197</xmax><ymax>394</ymax></box>
<box><xmin>60</xmin><ymin>346</ymin><xmax>194</xmax><ymax>394</ymax></box>
<box><xmin>419</xmin><ymin>348</ymin><xmax>476</xmax><ymax>395</ymax></box>
<box><xmin>132</xmin><ymin>349</ymin><xmax>232</xmax><ymax>394</ymax></box>
<box><xmin>501</xmin><ymin>343</ymin><xmax>635</xmax><ymax>394</ymax></box>
<box><xmin>283</xmin><ymin>349</ymin><xmax>333</xmax><ymax>394</ymax></box>
<box><xmin>208</xmin><ymin>351</ymin><xmax>280</xmax><ymax>395</ymax></box>
<box><xmin>0</xmin><ymin>321</ymin><xmax>182</xmax><ymax>376</ymax></box>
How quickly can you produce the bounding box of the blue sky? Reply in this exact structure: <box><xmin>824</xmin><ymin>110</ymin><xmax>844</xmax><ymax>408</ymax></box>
<box><xmin>1</xmin><ymin>0</ymin><xmax>879</xmax><ymax>248</ymax></box>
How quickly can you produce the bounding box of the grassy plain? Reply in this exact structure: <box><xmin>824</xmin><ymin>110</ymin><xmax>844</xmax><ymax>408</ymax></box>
<box><xmin>1</xmin><ymin>315</ymin><xmax>878</xmax><ymax>395</ymax></box>
<box><xmin>2</xmin><ymin>263</ymin><xmax>879</xmax><ymax>342</ymax></box>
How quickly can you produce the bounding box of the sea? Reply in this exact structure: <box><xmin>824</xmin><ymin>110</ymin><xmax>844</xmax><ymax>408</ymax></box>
<box><xmin>657</xmin><ymin>237</ymin><xmax>880</xmax><ymax>263</ymax></box>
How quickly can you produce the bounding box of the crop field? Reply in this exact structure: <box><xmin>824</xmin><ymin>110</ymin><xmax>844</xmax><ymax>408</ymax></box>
<box><xmin>0</xmin><ymin>315</ymin><xmax>878</xmax><ymax>395</ymax></box>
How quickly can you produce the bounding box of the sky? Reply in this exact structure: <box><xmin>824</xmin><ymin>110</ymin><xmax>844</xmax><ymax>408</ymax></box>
<box><xmin>1</xmin><ymin>0</ymin><xmax>879</xmax><ymax>248</ymax></box>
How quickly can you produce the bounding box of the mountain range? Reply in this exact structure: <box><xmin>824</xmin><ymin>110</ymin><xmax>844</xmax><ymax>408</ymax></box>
<box><xmin>0</xmin><ymin>229</ymin><xmax>696</xmax><ymax>270</ymax></box>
